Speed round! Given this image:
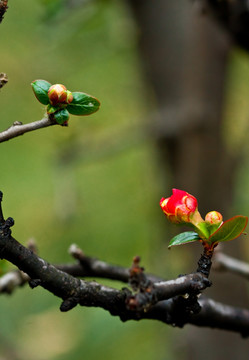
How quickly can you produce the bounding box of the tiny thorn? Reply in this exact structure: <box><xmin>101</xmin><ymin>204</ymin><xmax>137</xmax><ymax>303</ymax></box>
<box><xmin>29</xmin><ymin>279</ymin><xmax>42</xmax><ymax>288</ymax></box>
<box><xmin>69</xmin><ymin>244</ymin><xmax>84</xmax><ymax>260</ymax></box>
<box><xmin>5</xmin><ymin>217</ymin><xmax>14</xmax><ymax>228</ymax></box>
<box><xmin>203</xmin><ymin>278</ymin><xmax>212</xmax><ymax>287</ymax></box>
<box><xmin>60</xmin><ymin>297</ymin><xmax>78</xmax><ymax>312</ymax></box>
<box><xmin>0</xmin><ymin>217</ymin><xmax>14</xmax><ymax>235</ymax></box>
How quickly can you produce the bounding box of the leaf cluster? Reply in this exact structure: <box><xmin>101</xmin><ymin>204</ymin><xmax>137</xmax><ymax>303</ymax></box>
<box><xmin>169</xmin><ymin>216</ymin><xmax>248</xmax><ymax>249</ymax></box>
<box><xmin>31</xmin><ymin>80</ymin><xmax>100</xmax><ymax>124</ymax></box>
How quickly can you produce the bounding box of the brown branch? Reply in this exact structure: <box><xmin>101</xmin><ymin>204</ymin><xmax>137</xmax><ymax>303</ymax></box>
<box><xmin>213</xmin><ymin>252</ymin><xmax>249</xmax><ymax>280</ymax></box>
<box><xmin>0</xmin><ymin>117</ymin><xmax>58</xmax><ymax>143</ymax></box>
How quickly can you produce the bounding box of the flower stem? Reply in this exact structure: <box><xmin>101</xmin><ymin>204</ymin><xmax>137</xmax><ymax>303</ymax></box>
<box><xmin>196</xmin><ymin>246</ymin><xmax>214</xmax><ymax>278</ymax></box>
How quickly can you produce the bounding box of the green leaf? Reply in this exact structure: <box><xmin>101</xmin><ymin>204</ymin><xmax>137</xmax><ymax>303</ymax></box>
<box><xmin>47</xmin><ymin>104</ymin><xmax>60</xmax><ymax>114</ymax></box>
<box><xmin>53</xmin><ymin>108</ymin><xmax>69</xmax><ymax>125</ymax></box>
<box><xmin>67</xmin><ymin>92</ymin><xmax>100</xmax><ymax>116</ymax></box>
<box><xmin>168</xmin><ymin>231</ymin><xmax>200</xmax><ymax>248</ymax></box>
<box><xmin>207</xmin><ymin>215</ymin><xmax>248</xmax><ymax>245</ymax></box>
<box><xmin>31</xmin><ymin>80</ymin><xmax>51</xmax><ymax>105</ymax></box>
<box><xmin>205</xmin><ymin>222</ymin><xmax>222</xmax><ymax>237</ymax></box>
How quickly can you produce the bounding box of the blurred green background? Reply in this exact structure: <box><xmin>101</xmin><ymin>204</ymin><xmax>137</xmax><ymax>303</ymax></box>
<box><xmin>0</xmin><ymin>1</ymin><xmax>249</xmax><ymax>359</ymax></box>
<box><xmin>0</xmin><ymin>1</ymin><xmax>175</xmax><ymax>359</ymax></box>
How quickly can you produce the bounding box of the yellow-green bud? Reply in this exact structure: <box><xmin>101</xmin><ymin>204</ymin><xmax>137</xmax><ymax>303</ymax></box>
<box><xmin>205</xmin><ymin>211</ymin><xmax>223</xmax><ymax>225</ymax></box>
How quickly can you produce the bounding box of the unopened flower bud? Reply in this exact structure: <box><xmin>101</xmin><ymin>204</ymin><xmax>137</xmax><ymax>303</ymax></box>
<box><xmin>160</xmin><ymin>189</ymin><xmax>199</xmax><ymax>224</ymax></box>
<box><xmin>205</xmin><ymin>211</ymin><xmax>223</xmax><ymax>225</ymax></box>
<box><xmin>48</xmin><ymin>84</ymin><xmax>68</xmax><ymax>106</ymax></box>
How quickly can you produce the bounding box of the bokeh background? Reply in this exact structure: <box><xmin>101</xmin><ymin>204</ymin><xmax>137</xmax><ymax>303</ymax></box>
<box><xmin>0</xmin><ymin>1</ymin><xmax>249</xmax><ymax>359</ymax></box>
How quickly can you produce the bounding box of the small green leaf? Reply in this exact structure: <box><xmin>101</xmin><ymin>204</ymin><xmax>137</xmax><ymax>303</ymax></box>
<box><xmin>53</xmin><ymin>108</ymin><xmax>69</xmax><ymax>125</ymax></box>
<box><xmin>207</xmin><ymin>215</ymin><xmax>248</xmax><ymax>245</ymax></box>
<box><xmin>205</xmin><ymin>222</ymin><xmax>222</xmax><ymax>237</ymax></box>
<box><xmin>31</xmin><ymin>80</ymin><xmax>51</xmax><ymax>105</ymax></box>
<box><xmin>168</xmin><ymin>231</ymin><xmax>200</xmax><ymax>248</ymax></box>
<box><xmin>67</xmin><ymin>92</ymin><xmax>100</xmax><ymax>116</ymax></box>
<box><xmin>47</xmin><ymin>104</ymin><xmax>60</xmax><ymax>114</ymax></box>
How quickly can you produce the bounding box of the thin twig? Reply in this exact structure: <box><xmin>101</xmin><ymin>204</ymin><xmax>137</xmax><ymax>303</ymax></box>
<box><xmin>0</xmin><ymin>117</ymin><xmax>57</xmax><ymax>143</ymax></box>
<box><xmin>67</xmin><ymin>244</ymin><xmax>161</xmax><ymax>283</ymax></box>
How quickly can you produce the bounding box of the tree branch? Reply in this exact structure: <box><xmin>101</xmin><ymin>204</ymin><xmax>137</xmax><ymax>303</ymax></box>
<box><xmin>147</xmin><ymin>297</ymin><xmax>249</xmax><ymax>338</ymax></box>
<box><xmin>0</xmin><ymin>117</ymin><xmax>59</xmax><ymax>143</ymax></box>
<box><xmin>0</xmin><ymin>226</ymin><xmax>248</xmax><ymax>336</ymax></box>
<box><xmin>63</xmin><ymin>243</ymin><xmax>162</xmax><ymax>283</ymax></box>
<box><xmin>0</xmin><ymin>230</ymin><xmax>209</xmax><ymax>304</ymax></box>
<box><xmin>0</xmin><ymin>193</ymin><xmax>248</xmax><ymax>336</ymax></box>
<box><xmin>0</xmin><ymin>249</ymin><xmax>160</xmax><ymax>295</ymax></box>
<box><xmin>214</xmin><ymin>252</ymin><xmax>249</xmax><ymax>280</ymax></box>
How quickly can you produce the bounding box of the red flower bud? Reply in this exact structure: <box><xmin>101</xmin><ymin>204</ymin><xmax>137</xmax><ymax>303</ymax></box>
<box><xmin>160</xmin><ymin>189</ymin><xmax>198</xmax><ymax>224</ymax></box>
<box><xmin>48</xmin><ymin>84</ymin><xmax>68</xmax><ymax>106</ymax></box>
<box><xmin>205</xmin><ymin>211</ymin><xmax>223</xmax><ymax>225</ymax></box>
